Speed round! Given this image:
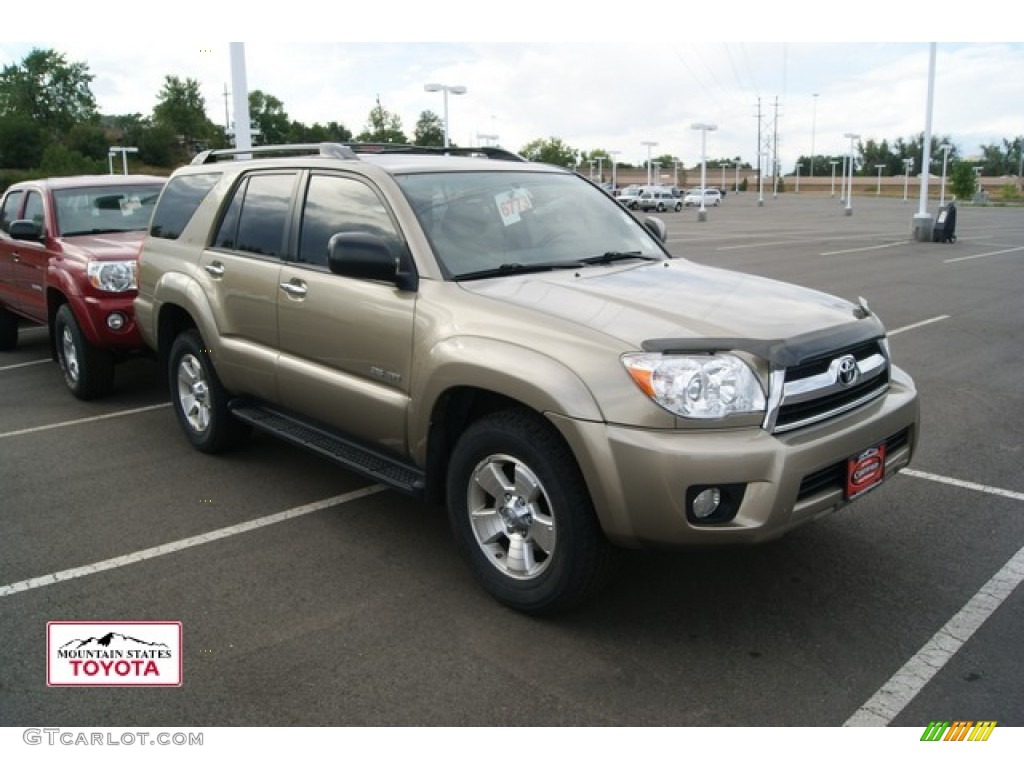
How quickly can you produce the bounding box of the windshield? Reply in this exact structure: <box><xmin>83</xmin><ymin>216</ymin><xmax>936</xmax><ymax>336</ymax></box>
<box><xmin>53</xmin><ymin>184</ymin><xmax>163</xmax><ymax>236</ymax></box>
<box><xmin>396</xmin><ymin>171</ymin><xmax>666</xmax><ymax>279</ymax></box>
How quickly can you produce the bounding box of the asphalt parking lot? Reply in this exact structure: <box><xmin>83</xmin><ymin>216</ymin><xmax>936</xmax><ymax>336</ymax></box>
<box><xmin>1</xmin><ymin>191</ymin><xmax>1022</xmax><ymax>732</ymax></box>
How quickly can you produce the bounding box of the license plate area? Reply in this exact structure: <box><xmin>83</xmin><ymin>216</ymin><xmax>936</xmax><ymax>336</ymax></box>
<box><xmin>846</xmin><ymin>443</ymin><xmax>886</xmax><ymax>499</ymax></box>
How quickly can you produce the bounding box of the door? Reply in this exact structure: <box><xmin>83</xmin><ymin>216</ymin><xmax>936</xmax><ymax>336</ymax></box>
<box><xmin>275</xmin><ymin>172</ymin><xmax>416</xmax><ymax>454</ymax></box>
<box><xmin>7</xmin><ymin>190</ymin><xmax>50</xmax><ymax>318</ymax></box>
<box><xmin>199</xmin><ymin>171</ymin><xmax>299</xmax><ymax>401</ymax></box>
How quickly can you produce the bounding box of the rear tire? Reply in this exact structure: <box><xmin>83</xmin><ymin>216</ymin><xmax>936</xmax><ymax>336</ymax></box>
<box><xmin>54</xmin><ymin>304</ymin><xmax>115</xmax><ymax>400</ymax></box>
<box><xmin>168</xmin><ymin>329</ymin><xmax>249</xmax><ymax>453</ymax></box>
<box><xmin>446</xmin><ymin>409</ymin><xmax>619</xmax><ymax>615</ymax></box>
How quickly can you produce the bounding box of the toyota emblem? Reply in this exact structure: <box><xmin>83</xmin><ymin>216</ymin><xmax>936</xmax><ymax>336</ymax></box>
<box><xmin>836</xmin><ymin>355</ymin><xmax>860</xmax><ymax>387</ymax></box>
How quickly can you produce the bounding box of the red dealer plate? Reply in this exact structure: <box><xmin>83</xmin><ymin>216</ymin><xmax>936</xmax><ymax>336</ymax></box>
<box><xmin>846</xmin><ymin>443</ymin><xmax>886</xmax><ymax>500</ymax></box>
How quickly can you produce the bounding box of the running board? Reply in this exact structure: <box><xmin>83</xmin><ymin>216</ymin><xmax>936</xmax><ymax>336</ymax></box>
<box><xmin>228</xmin><ymin>400</ymin><xmax>425</xmax><ymax>497</ymax></box>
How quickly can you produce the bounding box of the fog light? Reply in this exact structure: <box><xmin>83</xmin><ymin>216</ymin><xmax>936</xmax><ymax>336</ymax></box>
<box><xmin>691</xmin><ymin>487</ymin><xmax>722</xmax><ymax>519</ymax></box>
<box><xmin>107</xmin><ymin>312</ymin><xmax>126</xmax><ymax>330</ymax></box>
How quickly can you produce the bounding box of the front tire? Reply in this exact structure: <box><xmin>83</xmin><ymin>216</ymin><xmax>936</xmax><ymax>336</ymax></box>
<box><xmin>0</xmin><ymin>307</ymin><xmax>18</xmax><ymax>350</ymax></box>
<box><xmin>446</xmin><ymin>409</ymin><xmax>618</xmax><ymax>615</ymax></box>
<box><xmin>54</xmin><ymin>303</ymin><xmax>114</xmax><ymax>400</ymax></box>
<box><xmin>168</xmin><ymin>329</ymin><xmax>249</xmax><ymax>453</ymax></box>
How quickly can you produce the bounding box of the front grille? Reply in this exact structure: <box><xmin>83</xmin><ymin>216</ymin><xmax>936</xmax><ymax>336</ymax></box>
<box><xmin>796</xmin><ymin>427</ymin><xmax>911</xmax><ymax>501</ymax></box>
<box><xmin>772</xmin><ymin>340</ymin><xmax>890</xmax><ymax>433</ymax></box>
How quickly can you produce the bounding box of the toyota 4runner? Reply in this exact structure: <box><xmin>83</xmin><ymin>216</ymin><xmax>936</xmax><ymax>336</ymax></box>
<box><xmin>135</xmin><ymin>143</ymin><xmax>919</xmax><ymax>614</ymax></box>
<box><xmin>0</xmin><ymin>174</ymin><xmax>166</xmax><ymax>398</ymax></box>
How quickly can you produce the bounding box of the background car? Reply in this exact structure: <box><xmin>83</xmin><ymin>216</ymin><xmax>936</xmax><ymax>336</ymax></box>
<box><xmin>637</xmin><ymin>189</ymin><xmax>683</xmax><ymax>212</ymax></box>
<box><xmin>683</xmin><ymin>188</ymin><xmax>722</xmax><ymax>207</ymax></box>
<box><xmin>0</xmin><ymin>174</ymin><xmax>165</xmax><ymax>398</ymax></box>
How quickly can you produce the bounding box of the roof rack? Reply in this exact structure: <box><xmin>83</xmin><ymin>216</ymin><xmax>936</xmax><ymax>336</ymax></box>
<box><xmin>190</xmin><ymin>142</ymin><xmax>527</xmax><ymax>166</ymax></box>
<box><xmin>190</xmin><ymin>143</ymin><xmax>358</xmax><ymax>165</ymax></box>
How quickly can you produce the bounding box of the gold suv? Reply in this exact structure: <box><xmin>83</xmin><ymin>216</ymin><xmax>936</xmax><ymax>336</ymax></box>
<box><xmin>135</xmin><ymin>143</ymin><xmax>919</xmax><ymax>614</ymax></box>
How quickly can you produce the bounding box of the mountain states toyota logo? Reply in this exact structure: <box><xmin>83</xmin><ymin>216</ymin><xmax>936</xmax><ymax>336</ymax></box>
<box><xmin>47</xmin><ymin>622</ymin><xmax>182</xmax><ymax>687</ymax></box>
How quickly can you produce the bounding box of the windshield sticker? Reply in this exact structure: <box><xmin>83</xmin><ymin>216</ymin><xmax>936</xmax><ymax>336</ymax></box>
<box><xmin>495</xmin><ymin>189</ymin><xmax>533</xmax><ymax>225</ymax></box>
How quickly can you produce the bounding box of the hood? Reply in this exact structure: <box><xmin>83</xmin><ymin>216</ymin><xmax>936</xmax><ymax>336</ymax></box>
<box><xmin>461</xmin><ymin>259</ymin><xmax>879</xmax><ymax>354</ymax></box>
<box><xmin>57</xmin><ymin>230</ymin><xmax>146</xmax><ymax>261</ymax></box>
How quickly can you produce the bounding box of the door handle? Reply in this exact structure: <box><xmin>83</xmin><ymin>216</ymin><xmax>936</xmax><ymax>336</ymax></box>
<box><xmin>279</xmin><ymin>281</ymin><xmax>307</xmax><ymax>298</ymax></box>
<box><xmin>204</xmin><ymin>262</ymin><xmax>225</xmax><ymax>277</ymax></box>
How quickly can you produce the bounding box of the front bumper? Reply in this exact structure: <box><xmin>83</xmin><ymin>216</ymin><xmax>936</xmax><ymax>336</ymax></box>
<box><xmin>551</xmin><ymin>366</ymin><xmax>919</xmax><ymax>549</ymax></box>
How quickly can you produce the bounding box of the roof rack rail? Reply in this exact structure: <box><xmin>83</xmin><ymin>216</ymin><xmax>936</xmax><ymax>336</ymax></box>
<box><xmin>190</xmin><ymin>143</ymin><xmax>358</xmax><ymax>165</ymax></box>
<box><xmin>346</xmin><ymin>143</ymin><xmax>527</xmax><ymax>162</ymax></box>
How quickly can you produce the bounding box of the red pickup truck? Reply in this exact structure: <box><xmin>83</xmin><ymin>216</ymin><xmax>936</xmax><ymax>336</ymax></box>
<box><xmin>0</xmin><ymin>174</ymin><xmax>166</xmax><ymax>398</ymax></box>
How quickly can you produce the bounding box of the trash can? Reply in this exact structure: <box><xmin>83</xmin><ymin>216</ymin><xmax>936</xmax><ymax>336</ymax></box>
<box><xmin>932</xmin><ymin>202</ymin><xmax>957</xmax><ymax>243</ymax></box>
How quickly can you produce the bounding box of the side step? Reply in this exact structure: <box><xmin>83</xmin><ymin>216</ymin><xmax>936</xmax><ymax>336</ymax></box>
<box><xmin>228</xmin><ymin>400</ymin><xmax>425</xmax><ymax>497</ymax></box>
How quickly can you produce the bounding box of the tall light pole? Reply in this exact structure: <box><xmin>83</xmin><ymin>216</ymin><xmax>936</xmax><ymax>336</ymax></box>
<box><xmin>721</xmin><ymin>163</ymin><xmax>729</xmax><ymax>192</ymax></box>
<box><xmin>609</xmin><ymin>150</ymin><xmax>620</xmax><ymax>191</ymax></box>
<box><xmin>692</xmin><ymin>123</ymin><xmax>717</xmax><ymax>221</ymax></box>
<box><xmin>840</xmin><ymin>156</ymin><xmax>847</xmax><ymax>203</ymax></box>
<box><xmin>810</xmin><ymin>92</ymin><xmax>819</xmax><ymax>177</ymax></box>
<box><xmin>844</xmin><ymin>132</ymin><xmax>860</xmax><ymax>215</ymax></box>
<box><xmin>939</xmin><ymin>143</ymin><xmax>952</xmax><ymax>206</ymax></box>
<box><xmin>795</xmin><ymin>163</ymin><xmax>803</xmax><ymax>193</ymax></box>
<box><xmin>903</xmin><ymin>158</ymin><xmax>914</xmax><ymax>202</ymax></box>
<box><xmin>912</xmin><ymin>42</ymin><xmax>937</xmax><ymax>241</ymax></box>
<box><xmin>830</xmin><ymin>160</ymin><xmax>839</xmax><ymax>196</ymax></box>
<box><xmin>875</xmin><ymin>164</ymin><xmax>886</xmax><ymax>195</ymax></box>
<box><xmin>424</xmin><ymin>82</ymin><xmax>467</xmax><ymax>148</ymax></box>
<box><xmin>641</xmin><ymin>141</ymin><xmax>658</xmax><ymax>186</ymax></box>
<box><xmin>594</xmin><ymin>155</ymin><xmax>608</xmax><ymax>185</ymax></box>
<box><xmin>734</xmin><ymin>161</ymin><xmax>739</xmax><ymax>193</ymax></box>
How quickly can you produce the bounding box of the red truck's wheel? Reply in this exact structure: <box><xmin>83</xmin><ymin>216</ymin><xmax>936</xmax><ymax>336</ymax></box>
<box><xmin>0</xmin><ymin>308</ymin><xmax>18</xmax><ymax>350</ymax></box>
<box><xmin>54</xmin><ymin>304</ymin><xmax>114</xmax><ymax>400</ymax></box>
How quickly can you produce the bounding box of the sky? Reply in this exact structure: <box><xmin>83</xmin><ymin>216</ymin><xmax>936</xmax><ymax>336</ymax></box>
<box><xmin>3</xmin><ymin>7</ymin><xmax>1022</xmax><ymax>175</ymax></box>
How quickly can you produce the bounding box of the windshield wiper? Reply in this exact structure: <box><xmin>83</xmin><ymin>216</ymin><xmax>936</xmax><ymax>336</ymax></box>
<box><xmin>61</xmin><ymin>228</ymin><xmax>140</xmax><ymax>237</ymax></box>
<box><xmin>455</xmin><ymin>261</ymin><xmax>584</xmax><ymax>281</ymax></box>
<box><xmin>579</xmin><ymin>251</ymin><xmax>659</xmax><ymax>265</ymax></box>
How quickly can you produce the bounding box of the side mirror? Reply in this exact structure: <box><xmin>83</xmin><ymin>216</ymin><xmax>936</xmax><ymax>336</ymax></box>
<box><xmin>9</xmin><ymin>219</ymin><xmax>43</xmax><ymax>241</ymax></box>
<box><xmin>642</xmin><ymin>216</ymin><xmax>668</xmax><ymax>243</ymax></box>
<box><xmin>327</xmin><ymin>232</ymin><xmax>418</xmax><ymax>291</ymax></box>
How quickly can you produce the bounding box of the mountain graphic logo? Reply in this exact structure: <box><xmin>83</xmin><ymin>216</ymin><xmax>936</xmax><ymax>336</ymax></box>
<box><xmin>60</xmin><ymin>632</ymin><xmax>170</xmax><ymax>651</ymax></box>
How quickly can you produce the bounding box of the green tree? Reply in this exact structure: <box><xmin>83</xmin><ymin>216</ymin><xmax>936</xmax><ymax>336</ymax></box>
<box><xmin>38</xmin><ymin>144</ymin><xmax>101</xmax><ymax>176</ymax></box>
<box><xmin>152</xmin><ymin>75</ymin><xmax>217</xmax><ymax>154</ymax></box>
<box><xmin>0</xmin><ymin>48</ymin><xmax>98</xmax><ymax>142</ymax></box>
<box><xmin>0</xmin><ymin>113</ymin><xmax>49</xmax><ymax>169</ymax></box>
<box><xmin>949</xmin><ymin>161</ymin><xmax>977</xmax><ymax>201</ymax></box>
<box><xmin>519</xmin><ymin>137</ymin><xmax>578</xmax><ymax>168</ymax></box>
<box><xmin>413</xmin><ymin>110</ymin><xmax>444</xmax><ymax>146</ymax></box>
<box><xmin>248</xmin><ymin>90</ymin><xmax>290</xmax><ymax>145</ymax></box>
<box><xmin>356</xmin><ymin>96</ymin><xmax>408</xmax><ymax>144</ymax></box>
<box><xmin>65</xmin><ymin>123</ymin><xmax>109</xmax><ymax>162</ymax></box>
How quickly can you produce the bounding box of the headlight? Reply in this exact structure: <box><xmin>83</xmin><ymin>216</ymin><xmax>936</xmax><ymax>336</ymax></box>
<box><xmin>622</xmin><ymin>352</ymin><xmax>766</xmax><ymax>419</ymax></box>
<box><xmin>87</xmin><ymin>260</ymin><xmax>137</xmax><ymax>292</ymax></box>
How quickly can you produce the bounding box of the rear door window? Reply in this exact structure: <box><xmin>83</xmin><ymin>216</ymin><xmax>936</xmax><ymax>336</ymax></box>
<box><xmin>150</xmin><ymin>173</ymin><xmax>222</xmax><ymax>240</ymax></box>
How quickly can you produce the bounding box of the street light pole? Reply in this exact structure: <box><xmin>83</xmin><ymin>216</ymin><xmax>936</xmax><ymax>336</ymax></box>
<box><xmin>641</xmin><ymin>141</ymin><xmax>658</xmax><ymax>186</ymax></box>
<box><xmin>424</xmin><ymin>82</ymin><xmax>467</xmax><ymax>148</ymax></box>
<box><xmin>875</xmin><ymin>164</ymin><xmax>886</xmax><ymax>195</ymax></box>
<box><xmin>595</xmin><ymin>155</ymin><xmax>608</xmax><ymax>185</ymax></box>
<box><xmin>721</xmin><ymin>163</ymin><xmax>729</xmax><ymax>192</ymax></box>
<box><xmin>844</xmin><ymin>132</ymin><xmax>860</xmax><ymax>216</ymax></box>
<box><xmin>840</xmin><ymin>156</ymin><xmax>847</xmax><ymax>203</ymax></box>
<box><xmin>691</xmin><ymin>123</ymin><xmax>717</xmax><ymax>221</ymax></box>
<box><xmin>810</xmin><ymin>92</ymin><xmax>819</xmax><ymax>177</ymax></box>
<box><xmin>939</xmin><ymin>143</ymin><xmax>951</xmax><ymax>206</ymax></box>
<box><xmin>903</xmin><ymin>158</ymin><xmax>914</xmax><ymax>202</ymax></box>
<box><xmin>795</xmin><ymin>163</ymin><xmax>802</xmax><ymax>193</ymax></box>
<box><xmin>830</xmin><ymin>160</ymin><xmax>839</xmax><ymax>196</ymax></box>
<box><xmin>609</xmin><ymin>150</ymin><xmax>620</xmax><ymax>191</ymax></box>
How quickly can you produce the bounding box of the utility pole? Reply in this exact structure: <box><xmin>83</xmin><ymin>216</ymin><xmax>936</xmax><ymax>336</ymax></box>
<box><xmin>772</xmin><ymin>96</ymin><xmax>781</xmax><ymax>198</ymax></box>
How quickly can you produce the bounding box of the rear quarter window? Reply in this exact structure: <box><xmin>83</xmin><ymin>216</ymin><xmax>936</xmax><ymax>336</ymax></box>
<box><xmin>149</xmin><ymin>173</ymin><xmax>222</xmax><ymax>240</ymax></box>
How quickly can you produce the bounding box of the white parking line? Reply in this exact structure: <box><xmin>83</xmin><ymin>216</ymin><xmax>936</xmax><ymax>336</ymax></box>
<box><xmin>902</xmin><ymin>468</ymin><xmax>1024</xmax><ymax>502</ymax></box>
<box><xmin>888</xmin><ymin>315</ymin><xmax>951</xmax><ymax>336</ymax></box>
<box><xmin>0</xmin><ymin>359</ymin><xmax>50</xmax><ymax>372</ymax></box>
<box><xmin>945</xmin><ymin>246</ymin><xmax>1024</xmax><ymax>264</ymax></box>
<box><xmin>845</xmin><ymin>470</ymin><xmax>1024</xmax><ymax>726</ymax></box>
<box><xmin>0</xmin><ymin>485</ymin><xmax>387</xmax><ymax>598</ymax></box>
<box><xmin>0</xmin><ymin>403</ymin><xmax>170</xmax><ymax>440</ymax></box>
<box><xmin>845</xmin><ymin>545</ymin><xmax>1024</xmax><ymax>727</ymax></box>
<box><xmin>820</xmin><ymin>241</ymin><xmax>905</xmax><ymax>256</ymax></box>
